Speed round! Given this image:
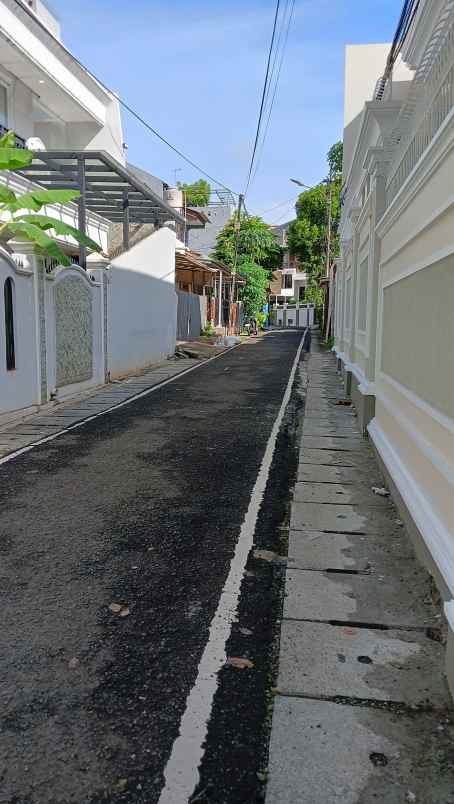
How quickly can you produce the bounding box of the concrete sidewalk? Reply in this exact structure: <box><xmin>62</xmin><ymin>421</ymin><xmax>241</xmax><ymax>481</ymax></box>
<box><xmin>266</xmin><ymin>332</ymin><xmax>454</xmax><ymax>804</ymax></box>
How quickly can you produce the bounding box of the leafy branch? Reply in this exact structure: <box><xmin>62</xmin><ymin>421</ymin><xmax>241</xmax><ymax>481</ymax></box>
<box><xmin>0</xmin><ymin>130</ymin><xmax>101</xmax><ymax>266</ymax></box>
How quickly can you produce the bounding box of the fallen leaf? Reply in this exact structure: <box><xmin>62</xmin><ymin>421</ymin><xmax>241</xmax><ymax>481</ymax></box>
<box><xmin>239</xmin><ymin>627</ymin><xmax>253</xmax><ymax>636</ymax></box>
<box><xmin>109</xmin><ymin>603</ymin><xmax>122</xmax><ymax>614</ymax></box>
<box><xmin>406</xmin><ymin>793</ymin><xmax>416</xmax><ymax>803</ymax></box>
<box><xmin>253</xmin><ymin>550</ymin><xmax>276</xmax><ymax>562</ymax></box>
<box><xmin>115</xmin><ymin>779</ymin><xmax>128</xmax><ymax>792</ymax></box>
<box><xmin>119</xmin><ymin>607</ymin><xmax>131</xmax><ymax>618</ymax></box>
<box><xmin>226</xmin><ymin>657</ymin><xmax>254</xmax><ymax>669</ymax></box>
<box><xmin>68</xmin><ymin>657</ymin><xmax>80</xmax><ymax>669</ymax></box>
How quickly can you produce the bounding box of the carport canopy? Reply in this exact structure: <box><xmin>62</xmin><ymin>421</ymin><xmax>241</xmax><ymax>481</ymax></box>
<box><xmin>17</xmin><ymin>150</ymin><xmax>185</xmax><ymax>268</ymax></box>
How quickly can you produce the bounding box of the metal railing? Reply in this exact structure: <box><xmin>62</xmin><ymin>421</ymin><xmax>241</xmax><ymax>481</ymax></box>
<box><xmin>387</xmin><ymin>62</ymin><xmax>454</xmax><ymax>205</ymax></box>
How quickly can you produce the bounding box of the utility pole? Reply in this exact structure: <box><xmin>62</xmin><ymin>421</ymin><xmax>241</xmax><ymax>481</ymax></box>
<box><xmin>228</xmin><ymin>193</ymin><xmax>244</xmax><ymax>333</ymax></box>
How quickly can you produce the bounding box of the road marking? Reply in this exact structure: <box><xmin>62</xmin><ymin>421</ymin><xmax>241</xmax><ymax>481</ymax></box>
<box><xmin>0</xmin><ymin>347</ymin><xmax>240</xmax><ymax>467</ymax></box>
<box><xmin>158</xmin><ymin>331</ymin><xmax>307</xmax><ymax>804</ymax></box>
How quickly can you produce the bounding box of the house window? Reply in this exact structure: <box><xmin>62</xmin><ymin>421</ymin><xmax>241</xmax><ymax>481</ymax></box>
<box><xmin>4</xmin><ymin>278</ymin><xmax>15</xmax><ymax>371</ymax></box>
<box><xmin>282</xmin><ymin>273</ymin><xmax>293</xmax><ymax>289</ymax></box>
<box><xmin>0</xmin><ymin>84</ymin><xmax>7</xmax><ymax>129</ymax></box>
<box><xmin>299</xmin><ymin>286</ymin><xmax>305</xmax><ymax>301</ymax></box>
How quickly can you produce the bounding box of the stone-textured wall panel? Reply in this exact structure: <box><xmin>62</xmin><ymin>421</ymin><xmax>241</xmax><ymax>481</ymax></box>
<box><xmin>55</xmin><ymin>275</ymin><xmax>93</xmax><ymax>387</ymax></box>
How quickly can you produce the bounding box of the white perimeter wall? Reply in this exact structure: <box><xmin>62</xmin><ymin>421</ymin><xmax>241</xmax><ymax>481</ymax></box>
<box><xmin>108</xmin><ymin>227</ymin><xmax>177</xmax><ymax>379</ymax></box>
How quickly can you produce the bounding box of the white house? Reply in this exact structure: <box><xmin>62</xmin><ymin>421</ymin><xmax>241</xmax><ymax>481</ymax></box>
<box><xmin>0</xmin><ymin>0</ymin><xmax>186</xmax><ymax>422</ymax></box>
<box><xmin>334</xmin><ymin>0</ymin><xmax>454</xmax><ymax>694</ymax></box>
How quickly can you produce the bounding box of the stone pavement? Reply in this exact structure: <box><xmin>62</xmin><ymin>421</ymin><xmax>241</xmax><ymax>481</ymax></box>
<box><xmin>0</xmin><ymin>355</ymin><xmax>204</xmax><ymax>459</ymax></box>
<box><xmin>266</xmin><ymin>332</ymin><xmax>454</xmax><ymax>804</ymax></box>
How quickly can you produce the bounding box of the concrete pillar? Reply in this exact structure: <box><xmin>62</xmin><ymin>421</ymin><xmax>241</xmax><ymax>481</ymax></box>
<box><xmin>348</xmin><ymin>206</ymin><xmax>361</xmax><ymax>367</ymax></box>
<box><xmin>365</xmin><ymin>156</ymin><xmax>389</xmax><ymax>384</ymax></box>
<box><xmin>217</xmin><ymin>271</ymin><xmax>223</xmax><ymax>327</ymax></box>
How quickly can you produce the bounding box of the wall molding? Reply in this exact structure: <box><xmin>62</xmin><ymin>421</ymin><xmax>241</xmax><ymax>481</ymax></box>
<box><xmin>380</xmin><ymin>192</ymin><xmax>454</xmax><ymax>269</ymax></box>
<box><xmin>369</xmin><ymin>417</ymin><xmax>454</xmax><ymax>596</ymax></box>
<box><xmin>375</xmin><ymin>383</ymin><xmax>454</xmax><ymax>487</ymax></box>
<box><xmin>380</xmin><ymin>371</ymin><xmax>454</xmax><ymax>436</ymax></box>
<box><xmin>378</xmin><ymin>104</ymin><xmax>454</xmax><ymax>237</ymax></box>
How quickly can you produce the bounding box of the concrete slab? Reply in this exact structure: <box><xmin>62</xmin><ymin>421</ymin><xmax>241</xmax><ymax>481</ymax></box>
<box><xmin>291</xmin><ymin>501</ymin><xmax>396</xmax><ymax>534</ymax></box>
<box><xmin>302</xmin><ymin>423</ymin><xmax>360</xmax><ymax>436</ymax></box>
<box><xmin>283</xmin><ymin>569</ymin><xmax>436</xmax><ymax>626</ymax></box>
<box><xmin>297</xmin><ymin>464</ymin><xmax>382</xmax><ymax>485</ymax></box>
<box><xmin>277</xmin><ymin>620</ymin><xmax>449</xmax><ymax>706</ymax></box>
<box><xmin>266</xmin><ymin>697</ymin><xmax>454</xmax><ymax>804</ymax></box>
<box><xmin>293</xmin><ymin>482</ymin><xmax>392</xmax><ymax>508</ymax></box>
<box><xmin>287</xmin><ymin>529</ymin><xmax>413</xmax><ymax>573</ymax></box>
<box><xmin>298</xmin><ymin>448</ymin><xmax>377</xmax><ymax>468</ymax></box>
<box><xmin>301</xmin><ymin>435</ymin><xmax>366</xmax><ymax>451</ymax></box>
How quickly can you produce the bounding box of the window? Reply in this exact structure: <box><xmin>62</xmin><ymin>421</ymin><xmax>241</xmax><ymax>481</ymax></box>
<box><xmin>4</xmin><ymin>278</ymin><xmax>15</xmax><ymax>371</ymax></box>
<box><xmin>0</xmin><ymin>84</ymin><xmax>7</xmax><ymax>129</ymax></box>
<box><xmin>299</xmin><ymin>286</ymin><xmax>305</xmax><ymax>302</ymax></box>
<box><xmin>282</xmin><ymin>273</ymin><xmax>293</xmax><ymax>289</ymax></box>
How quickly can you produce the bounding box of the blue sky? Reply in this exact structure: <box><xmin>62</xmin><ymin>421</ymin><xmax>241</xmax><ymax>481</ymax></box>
<box><xmin>50</xmin><ymin>0</ymin><xmax>401</xmax><ymax>223</ymax></box>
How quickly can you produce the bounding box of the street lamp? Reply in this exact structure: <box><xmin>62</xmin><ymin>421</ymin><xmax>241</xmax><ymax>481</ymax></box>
<box><xmin>290</xmin><ymin>178</ymin><xmax>313</xmax><ymax>188</ymax></box>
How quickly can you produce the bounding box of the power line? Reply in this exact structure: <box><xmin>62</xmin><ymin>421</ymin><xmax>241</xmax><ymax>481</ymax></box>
<box><xmin>251</xmin><ymin>0</ymin><xmax>296</xmax><ymax>187</ymax></box>
<box><xmin>12</xmin><ymin>0</ymin><xmax>239</xmax><ymax>196</ymax></box>
<box><xmin>244</xmin><ymin>0</ymin><xmax>282</xmax><ymax>198</ymax></box>
<box><xmin>257</xmin><ymin>195</ymin><xmax>299</xmax><ymax>216</ymax></box>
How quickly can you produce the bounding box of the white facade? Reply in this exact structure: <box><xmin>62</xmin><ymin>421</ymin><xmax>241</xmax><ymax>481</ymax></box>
<box><xmin>108</xmin><ymin>228</ymin><xmax>178</xmax><ymax>379</ymax></box>
<box><xmin>0</xmin><ymin>1</ymin><xmax>185</xmax><ymax>420</ymax></box>
<box><xmin>0</xmin><ymin>0</ymin><xmax>125</xmax><ymax>256</ymax></box>
<box><xmin>334</xmin><ymin>0</ymin><xmax>454</xmax><ymax>691</ymax></box>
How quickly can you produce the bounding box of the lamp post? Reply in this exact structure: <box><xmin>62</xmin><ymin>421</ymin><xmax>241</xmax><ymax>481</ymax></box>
<box><xmin>290</xmin><ymin>178</ymin><xmax>313</xmax><ymax>189</ymax></box>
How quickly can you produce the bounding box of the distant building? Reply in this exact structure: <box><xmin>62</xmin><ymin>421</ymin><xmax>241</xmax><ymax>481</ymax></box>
<box><xmin>270</xmin><ymin>220</ymin><xmax>307</xmax><ymax>304</ymax></box>
<box><xmin>187</xmin><ymin>190</ymin><xmax>236</xmax><ymax>256</ymax></box>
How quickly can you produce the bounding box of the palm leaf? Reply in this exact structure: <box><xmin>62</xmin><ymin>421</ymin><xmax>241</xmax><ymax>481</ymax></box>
<box><xmin>0</xmin><ymin>148</ymin><xmax>34</xmax><ymax>170</ymax></box>
<box><xmin>19</xmin><ymin>214</ymin><xmax>102</xmax><ymax>252</ymax></box>
<box><xmin>0</xmin><ymin>185</ymin><xmax>17</xmax><ymax>205</ymax></box>
<box><xmin>7</xmin><ymin>188</ymin><xmax>80</xmax><ymax>213</ymax></box>
<box><xmin>3</xmin><ymin>221</ymin><xmax>71</xmax><ymax>265</ymax></box>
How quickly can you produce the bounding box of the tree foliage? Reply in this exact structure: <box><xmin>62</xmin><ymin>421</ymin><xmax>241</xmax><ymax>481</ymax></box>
<box><xmin>0</xmin><ymin>131</ymin><xmax>102</xmax><ymax>265</ymax></box>
<box><xmin>177</xmin><ymin>178</ymin><xmax>211</xmax><ymax>206</ymax></box>
<box><xmin>237</xmin><ymin>258</ymin><xmax>269</xmax><ymax>318</ymax></box>
<box><xmin>287</xmin><ymin>141</ymin><xmax>343</xmax><ymax>302</ymax></box>
<box><xmin>213</xmin><ymin>214</ymin><xmax>282</xmax><ymax>275</ymax></box>
<box><xmin>327</xmin><ymin>140</ymin><xmax>343</xmax><ymax>177</ymax></box>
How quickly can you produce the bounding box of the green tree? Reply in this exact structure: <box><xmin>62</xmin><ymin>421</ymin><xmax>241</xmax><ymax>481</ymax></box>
<box><xmin>287</xmin><ymin>141</ymin><xmax>343</xmax><ymax>300</ymax></box>
<box><xmin>177</xmin><ymin>178</ymin><xmax>211</xmax><ymax>206</ymax></box>
<box><xmin>237</xmin><ymin>258</ymin><xmax>269</xmax><ymax>318</ymax></box>
<box><xmin>327</xmin><ymin>141</ymin><xmax>343</xmax><ymax>178</ymax></box>
<box><xmin>0</xmin><ymin>131</ymin><xmax>101</xmax><ymax>265</ymax></box>
<box><xmin>213</xmin><ymin>214</ymin><xmax>282</xmax><ymax>275</ymax></box>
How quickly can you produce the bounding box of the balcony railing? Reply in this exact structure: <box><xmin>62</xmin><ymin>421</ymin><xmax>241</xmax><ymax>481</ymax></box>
<box><xmin>0</xmin><ymin>124</ymin><xmax>27</xmax><ymax>149</ymax></box>
<box><xmin>386</xmin><ymin>62</ymin><xmax>454</xmax><ymax>206</ymax></box>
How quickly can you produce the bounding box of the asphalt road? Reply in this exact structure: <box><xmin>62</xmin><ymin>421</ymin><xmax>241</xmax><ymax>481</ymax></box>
<box><xmin>0</xmin><ymin>330</ymin><xmax>304</xmax><ymax>804</ymax></box>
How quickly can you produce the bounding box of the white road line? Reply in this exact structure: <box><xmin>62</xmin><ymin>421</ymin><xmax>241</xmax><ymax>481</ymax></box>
<box><xmin>158</xmin><ymin>331</ymin><xmax>307</xmax><ymax>804</ymax></box>
<box><xmin>0</xmin><ymin>347</ymin><xmax>239</xmax><ymax>467</ymax></box>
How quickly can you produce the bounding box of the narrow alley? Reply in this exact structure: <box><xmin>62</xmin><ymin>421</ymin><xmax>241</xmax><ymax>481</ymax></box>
<box><xmin>0</xmin><ymin>331</ymin><xmax>303</xmax><ymax>804</ymax></box>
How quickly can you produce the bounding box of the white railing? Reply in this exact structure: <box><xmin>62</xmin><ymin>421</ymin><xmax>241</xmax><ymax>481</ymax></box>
<box><xmin>386</xmin><ymin>62</ymin><xmax>454</xmax><ymax>205</ymax></box>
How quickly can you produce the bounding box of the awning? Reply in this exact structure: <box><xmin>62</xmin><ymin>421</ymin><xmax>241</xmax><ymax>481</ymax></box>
<box><xmin>17</xmin><ymin>149</ymin><xmax>186</xmax><ymax>268</ymax></box>
<box><xmin>17</xmin><ymin>150</ymin><xmax>185</xmax><ymax>226</ymax></box>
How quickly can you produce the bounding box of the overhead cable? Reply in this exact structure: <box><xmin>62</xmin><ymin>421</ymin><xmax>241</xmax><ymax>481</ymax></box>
<box><xmin>243</xmin><ymin>0</ymin><xmax>282</xmax><ymax>198</ymax></box>
<box><xmin>12</xmin><ymin>0</ymin><xmax>239</xmax><ymax>195</ymax></box>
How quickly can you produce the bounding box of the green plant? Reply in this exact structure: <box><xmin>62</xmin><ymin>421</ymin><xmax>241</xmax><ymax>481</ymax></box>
<box><xmin>0</xmin><ymin>130</ymin><xmax>102</xmax><ymax>266</ymax></box>
<box><xmin>257</xmin><ymin>312</ymin><xmax>266</xmax><ymax>330</ymax></box>
<box><xmin>177</xmin><ymin>179</ymin><xmax>211</xmax><ymax>206</ymax></box>
<box><xmin>237</xmin><ymin>258</ymin><xmax>269</xmax><ymax>318</ymax></box>
<box><xmin>212</xmin><ymin>214</ymin><xmax>282</xmax><ymax>275</ymax></box>
<box><xmin>202</xmin><ymin>321</ymin><xmax>215</xmax><ymax>336</ymax></box>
